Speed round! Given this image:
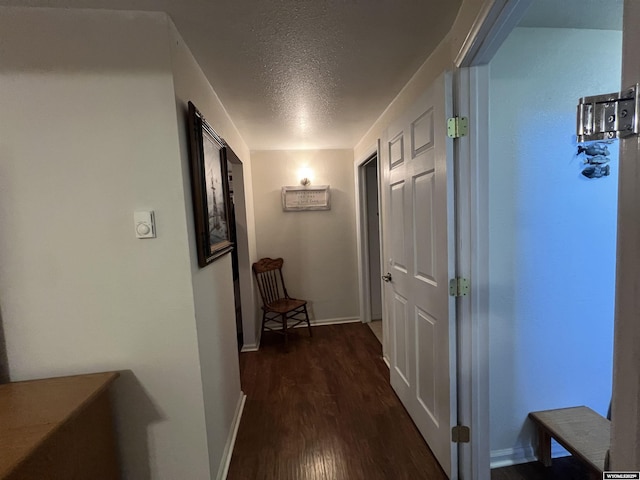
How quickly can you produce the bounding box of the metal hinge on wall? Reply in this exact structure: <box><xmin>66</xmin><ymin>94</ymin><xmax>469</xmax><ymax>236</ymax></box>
<box><xmin>447</xmin><ymin>116</ymin><xmax>468</xmax><ymax>138</ymax></box>
<box><xmin>449</xmin><ymin>277</ymin><xmax>470</xmax><ymax>297</ymax></box>
<box><xmin>577</xmin><ymin>84</ymin><xmax>639</xmax><ymax>142</ymax></box>
<box><xmin>452</xmin><ymin>425</ymin><xmax>470</xmax><ymax>443</ymax></box>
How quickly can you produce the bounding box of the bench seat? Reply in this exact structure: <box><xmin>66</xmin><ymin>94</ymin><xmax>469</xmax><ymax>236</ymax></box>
<box><xmin>529</xmin><ymin>406</ymin><xmax>610</xmax><ymax>480</ymax></box>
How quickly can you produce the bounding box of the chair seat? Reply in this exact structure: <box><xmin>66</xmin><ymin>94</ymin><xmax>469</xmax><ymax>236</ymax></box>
<box><xmin>263</xmin><ymin>298</ymin><xmax>306</xmax><ymax>314</ymax></box>
<box><xmin>253</xmin><ymin>257</ymin><xmax>312</xmax><ymax>344</ymax></box>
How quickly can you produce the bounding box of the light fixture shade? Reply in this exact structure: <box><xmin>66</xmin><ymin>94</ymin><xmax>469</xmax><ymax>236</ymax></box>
<box><xmin>298</xmin><ymin>166</ymin><xmax>313</xmax><ymax>186</ymax></box>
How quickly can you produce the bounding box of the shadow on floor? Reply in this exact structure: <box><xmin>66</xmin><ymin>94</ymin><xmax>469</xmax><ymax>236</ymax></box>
<box><xmin>367</xmin><ymin>319</ymin><xmax>382</xmax><ymax>344</ymax></box>
<box><xmin>491</xmin><ymin>456</ymin><xmax>591</xmax><ymax>480</ymax></box>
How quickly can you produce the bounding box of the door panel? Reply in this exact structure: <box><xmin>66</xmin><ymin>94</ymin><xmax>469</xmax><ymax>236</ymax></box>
<box><xmin>381</xmin><ymin>72</ymin><xmax>456</xmax><ymax>478</ymax></box>
<box><xmin>393</xmin><ymin>293</ymin><xmax>410</xmax><ymax>387</ymax></box>
<box><xmin>413</xmin><ymin>170</ymin><xmax>437</xmax><ymax>284</ymax></box>
<box><xmin>412</xmin><ymin>108</ymin><xmax>434</xmax><ymax>154</ymax></box>
<box><xmin>389</xmin><ymin>132</ymin><xmax>405</xmax><ymax>168</ymax></box>
<box><xmin>390</xmin><ymin>181</ymin><xmax>407</xmax><ymax>272</ymax></box>
<box><xmin>416</xmin><ymin>308</ymin><xmax>438</xmax><ymax>421</ymax></box>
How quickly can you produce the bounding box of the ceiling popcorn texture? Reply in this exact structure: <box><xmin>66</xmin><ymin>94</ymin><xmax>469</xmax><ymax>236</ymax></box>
<box><xmin>0</xmin><ymin>0</ymin><xmax>463</xmax><ymax>149</ymax></box>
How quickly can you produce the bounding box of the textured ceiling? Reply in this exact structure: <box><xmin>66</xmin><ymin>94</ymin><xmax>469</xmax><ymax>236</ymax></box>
<box><xmin>0</xmin><ymin>0</ymin><xmax>463</xmax><ymax>150</ymax></box>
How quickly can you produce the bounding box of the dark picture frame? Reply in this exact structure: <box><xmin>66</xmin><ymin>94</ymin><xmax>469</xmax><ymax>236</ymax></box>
<box><xmin>187</xmin><ymin>101</ymin><xmax>234</xmax><ymax>267</ymax></box>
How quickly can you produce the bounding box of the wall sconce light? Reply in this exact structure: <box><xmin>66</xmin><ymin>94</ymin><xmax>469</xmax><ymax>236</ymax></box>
<box><xmin>298</xmin><ymin>167</ymin><xmax>313</xmax><ymax>187</ymax></box>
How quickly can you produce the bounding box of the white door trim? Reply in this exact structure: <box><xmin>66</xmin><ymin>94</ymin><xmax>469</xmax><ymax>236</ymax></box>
<box><xmin>453</xmin><ymin>65</ymin><xmax>492</xmax><ymax>480</ymax></box>
<box><xmin>354</xmin><ymin>143</ymin><xmax>386</xmax><ymax>357</ymax></box>
<box><xmin>455</xmin><ymin>0</ymin><xmax>534</xmax><ymax>478</ymax></box>
<box><xmin>611</xmin><ymin>0</ymin><xmax>640</xmax><ymax>467</ymax></box>
<box><xmin>355</xmin><ymin>148</ymin><xmax>375</xmax><ymax>325</ymax></box>
<box><xmin>455</xmin><ymin>0</ymin><xmax>534</xmax><ymax>68</ymax></box>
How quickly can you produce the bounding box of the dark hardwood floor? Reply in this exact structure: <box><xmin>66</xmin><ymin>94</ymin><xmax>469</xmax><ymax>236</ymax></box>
<box><xmin>227</xmin><ymin>323</ymin><xmax>447</xmax><ymax>480</ymax></box>
<box><xmin>491</xmin><ymin>456</ymin><xmax>591</xmax><ymax>480</ymax></box>
<box><xmin>227</xmin><ymin>322</ymin><xmax>589</xmax><ymax>479</ymax></box>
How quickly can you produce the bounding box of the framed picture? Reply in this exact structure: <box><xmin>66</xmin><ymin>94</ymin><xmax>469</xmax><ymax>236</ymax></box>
<box><xmin>187</xmin><ymin>101</ymin><xmax>234</xmax><ymax>267</ymax></box>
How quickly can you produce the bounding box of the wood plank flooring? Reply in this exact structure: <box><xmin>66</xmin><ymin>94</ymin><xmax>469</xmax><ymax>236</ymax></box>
<box><xmin>368</xmin><ymin>319</ymin><xmax>383</xmax><ymax>344</ymax></box>
<box><xmin>491</xmin><ymin>456</ymin><xmax>592</xmax><ymax>479</ymax></box>
<box><xmin>227</xmin><ymin>323</ymin><xmax>447</xmax><ymax>480</ymax></box>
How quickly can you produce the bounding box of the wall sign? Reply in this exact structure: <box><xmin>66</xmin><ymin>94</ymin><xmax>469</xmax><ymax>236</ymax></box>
<box><xmin>282</xmin><ymin>186</ymin><xmax>331</xmax><ymax>211</ymax></box>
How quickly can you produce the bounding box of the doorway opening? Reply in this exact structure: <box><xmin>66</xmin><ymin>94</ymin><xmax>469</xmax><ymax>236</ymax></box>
<box><xmin>356</xmin><ymin>152</ymin><xmax>383</xmax><ymax>346</ymax></box>
<box><xmin>477</xmin><ymin>0</ymin><xmax>623</xmax><ymax>472</ymax></box>
<box><xmin>222</xmin><ymin>145</ymin><xmax>258</xmax><ymax>354</ymax></box>
<box><xmin>227</xmin><ymin>159</ymin><xmax>243</xmax><ymax>352</ymax></box>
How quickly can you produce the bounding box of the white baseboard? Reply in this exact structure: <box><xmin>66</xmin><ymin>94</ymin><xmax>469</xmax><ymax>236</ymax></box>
<box><xmin>307</xmin><ymin>316</ymin><xmax>361</xmax><ymax>326</ymax></box>
<box><xmin>382</xmin><ymin>356</ymin><xmax>390</xmax><ymax>369</ymax></box>
<box><xmin>217</xmin><ymin>392</ymin><xmax>247</xmax><ymax>480</ymax></box>
<box><xmin>265</xmin><ymin>316</ymin><xmax>361</xmax><ymax>329</ymax></box>
<box><xmin>283</xmin><ymin>316</ymin><xmax>361</xmax><ymax>329</ymax></box>
<box><xmin>286</xmin><ymin>316</ymin><xmax>361</xmax><ymax>327</ymax></box>
<box><xmin>490</xmin><ymin>443</ymin><xmax>569</xmax><ymax>469</ymax></box>
<box><xmin>490</xmin><ymin>446</ymin><xmax>537</xmax><ymax>468</ymax></box>
<box><xmin>250</xmin><ymin>317</ymin><xmax>362</xmax><ymax>351</ymax></box>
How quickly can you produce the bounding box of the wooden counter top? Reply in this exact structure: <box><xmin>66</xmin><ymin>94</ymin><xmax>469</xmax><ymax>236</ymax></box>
<box><xmin>0</xmin><ymin>372</ymin><xmax>119</xmax><ymax>479</ymax></box>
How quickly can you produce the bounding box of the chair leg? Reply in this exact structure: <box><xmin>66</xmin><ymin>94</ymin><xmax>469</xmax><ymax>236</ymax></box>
<box><xmin>261</xmin><ymin>310</ymin><xmax>267</xmax><ymax>340</ymax></box>
<box><xmin>282</xmin><ymin>313</ymin><xmax>288</xmax><ymax>345</ymax></box>
<box><xmin>304</xmin><ymin>305</ymin><xmax>312</xmax><ymax>337</ymax></box>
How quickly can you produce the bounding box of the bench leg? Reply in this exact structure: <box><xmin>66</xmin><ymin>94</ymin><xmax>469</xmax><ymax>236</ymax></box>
<box><xmin>537</xmin><ymin>426</ymin><xmax>552</xmax><ymax>467</ymax></box>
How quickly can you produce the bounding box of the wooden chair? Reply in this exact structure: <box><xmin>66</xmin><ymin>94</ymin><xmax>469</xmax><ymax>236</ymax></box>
<box><xmin>252</xmin><ymin>257</ymin><xmax>312</xmax><ymax>344</ymax></box>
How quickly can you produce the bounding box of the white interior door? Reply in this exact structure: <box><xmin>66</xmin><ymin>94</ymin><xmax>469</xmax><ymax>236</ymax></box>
<box><xmin>381</xmin><ymin>72</ymin><xmax>457</xmax><ymax>477</ymax></box>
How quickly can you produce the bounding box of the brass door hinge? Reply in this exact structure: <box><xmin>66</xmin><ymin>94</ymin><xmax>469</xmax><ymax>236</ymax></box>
<box><xmin>447</xmin><ymin>116</ymin><xmax>468</xmax><ymax>138</ymax></box>
<box><xmin>449</xmin><ymin>277</ymin><xmax>470</xmax><ymax>297</ymax></box>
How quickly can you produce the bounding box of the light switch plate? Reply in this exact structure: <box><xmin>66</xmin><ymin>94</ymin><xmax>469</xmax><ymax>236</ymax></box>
<box><xmin>134</xmin><ymin>211</ymin><xmax>156</xmax><ymax>239</ymax></box>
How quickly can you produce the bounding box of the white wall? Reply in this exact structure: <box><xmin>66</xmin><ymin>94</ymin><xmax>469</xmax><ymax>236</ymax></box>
<box><xmin>168</xmin><ymin>23</ymin><xmax>260</xmax><ymax>350</ymax></box>
<box><xmin>0</xmin><ymin>7</ymin><xmax>248</xmax><ymax>479</ymax></box>
<box><xmin>169</xmin><ymin>22</ymin><xmax>249</xmax><ymax>478</ymax></box>
<box><xmin>353</xmin><ymin>0</ymin><xmax>486</xmax><ymax>160</ymax></box>
<box><xmin>251</xmin><ymin>149</ymin><xmax>359</xmax><ymax>323</ymax></box>
<box><xmin>488</xmin><ymin>27</ymin><xmax>621</xmax><ymax>465</ymax></box>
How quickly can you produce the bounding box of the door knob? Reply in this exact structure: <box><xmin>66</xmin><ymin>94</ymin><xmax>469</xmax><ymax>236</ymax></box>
<box><xmin>382</xmin><ymin>273</ymin><xmax>392</xmax><ymax>283</ymax></box>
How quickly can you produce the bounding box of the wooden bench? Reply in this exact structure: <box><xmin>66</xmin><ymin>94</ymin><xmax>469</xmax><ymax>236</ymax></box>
<box><xmin>529</xmin><ymin>406</ymin><xmax>610</xmax><ymax>480</ymax></box>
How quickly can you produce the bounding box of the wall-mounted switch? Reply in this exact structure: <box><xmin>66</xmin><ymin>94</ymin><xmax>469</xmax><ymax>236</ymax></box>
<box><xmin>134</xmin><ymin>211</ymin><xmax>156</xmax><ymax>239</ymax></box>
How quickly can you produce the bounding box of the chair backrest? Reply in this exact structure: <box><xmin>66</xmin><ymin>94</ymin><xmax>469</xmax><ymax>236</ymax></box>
<box><xmin>252</xmin><ymin>257</ymin><xmax>289</xmax><ymax>306</ymax></box>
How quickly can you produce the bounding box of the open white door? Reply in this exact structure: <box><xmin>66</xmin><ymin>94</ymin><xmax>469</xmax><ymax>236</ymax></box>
<box><xmin>380</xmin><ymin>72</ymin><xmax>457</xmax><ymax>477</ymax></box>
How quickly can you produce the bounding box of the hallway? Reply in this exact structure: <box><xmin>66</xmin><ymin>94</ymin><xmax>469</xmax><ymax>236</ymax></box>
<box><xmin>227</xmin><ymin>323</ymin><xmax>447</xmax><ymax>480</ymax></box>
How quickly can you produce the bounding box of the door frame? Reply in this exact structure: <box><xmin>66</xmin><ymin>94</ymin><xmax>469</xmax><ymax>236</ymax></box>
<box><xmin>610</xmin><ymin>0</ymin><xmax>640</xmax><ymax>467</ymax></box>
<box><xmin>354</xmin><ymin>143</ymin><xmax>388</xmax><ymax>359</ymax></box>
<box><xmin>453</xmin><ymin>0</ymin><xmax>534</xmax><ymax>478</ymax></box>
<box><xmin>459</xmin><ymin>0</ymin><xmax>640</xmax><ymax>473</ymax></box>
<box><xmin>222</xmin><ymin>146</ymin><xmax>259</xmax><ymax>352</ymax></box>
